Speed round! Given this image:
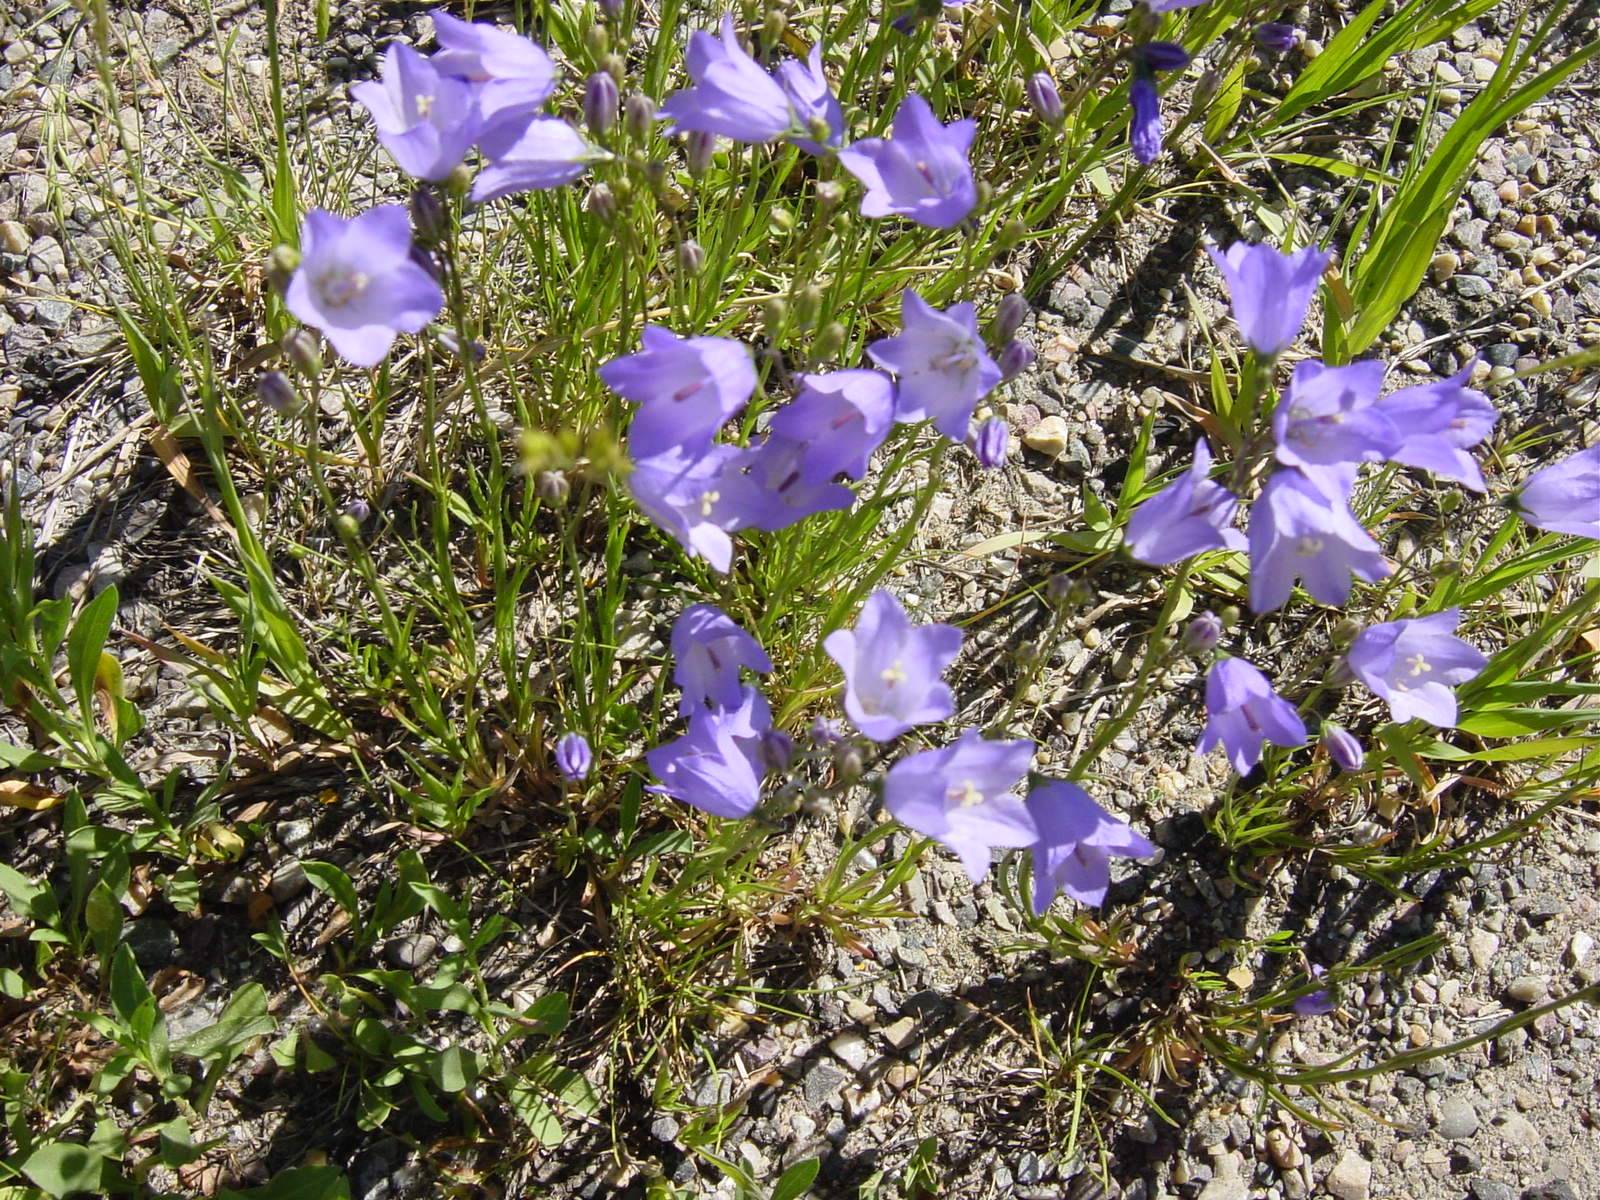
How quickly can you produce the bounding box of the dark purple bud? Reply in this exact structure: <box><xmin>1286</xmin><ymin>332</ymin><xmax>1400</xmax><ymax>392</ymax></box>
<box><xmin>536</xmin><ymin>470</ymin><xmax>571</xmax><ymax>507</ymax></box>
<box><xmin>1025</xmin><ymin>71</ymin><xmax>1064</xmax><ymax>124</ymax></box>
<box><xmin>759</xmin><ymin>729</ymin><xmax>795</xmax><ymax>773</ymax></box>
<box><xmin>598</xmin><ymin>0</ymin><xmax>623</xmax><ymax>18</ymax></box>
<box><xmin>993</xmin><ymin>293</ymin><xmax>1031</xmax><ymax>344</ymax></box>
<box><xmin>1140</xmin><ymin>41</ymin><xmax>1191</xmax><ymax>73</ymax></box>
<box><xmin>1182</xmin><ymin>610</ymin><xmax>1224</xmax><ymax>655</ymax></box>
<box><xmin>1045</xmin><ymin>573</ymin><xmax>1075</xmax><ymax>607</ymax></box>
<box><xmin>585</xmin><ymin>182</ymin><xmax>618</xmax><ymax>222</ymax></box>
<box><xmin>809</xmin><ymin>715</ymin><xmax>844</xmax><ymax>745</ymax></box>
<box><xmin>1292</xmin><ymin>965</ymin><xmax>1336</xmax><ymax>1015</ymax></box>
<box><xmin>409</xmin><ymin>187</ymin><xmax>447</xmax><ymax>244</ymax></box>
<box><xmin>555</xmin><ymin>732</ymin><xmax>593</xmax><ymax>782</ymax></box>
<box><xmin>1321</xmin><ymin>725</ymin><xmax>1364</xmax><ymax>772</ymax></box>
<box><xmin>998</xmin><ymin>339</ymin><xmax>1037</xmax><ymax>382</ymax></box>
<box><xmin>281</xmin><ymin>328</ymin><xmax>323</xmax><ymax>378</ymax></box>
<box><xmin>1254</xmin><ymin>22</ymin><xmax>1298</xmax><ymax>53</ymax></box>
<box><xmin>584</xmin><ymin>71</ymin><xmax>619</xmax><ymax>136</ymax></box>
<box><xmin>968</xmin><ymin>416</ymin><xmax>1008</xmax><ymax>469</ymax></box>
<box><xmin>677</xmin><ymin>239</ymin><xmax>705</xmax><ymax>277</ymax></box>
<box><xmin>257</xmin><ymin>370</ymin><xmax>299</xmax><ymax>415</ymax></box>
<box><xmin>342</xmin><ymin>499</ymin><xmax>372</xmax><ymax>523</ymax></box>
<box><xmin>624</xmin><ymin>92</ymin><xmax>656</xmax><ymax>141</ymax></box>
<box><xmin>685</xmin><ymin>129</ymin><xmax>716</xmax><ymax>177</ymax></box>
<box><xmin>833</xmin><ymin>740</ymin><xmax>864</xmax><ymax>782</ymax></box>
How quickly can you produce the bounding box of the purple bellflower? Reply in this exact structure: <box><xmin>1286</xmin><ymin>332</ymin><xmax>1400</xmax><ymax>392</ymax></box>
<box><xmin>1513</xmin><ymin>444</ymin><xmax>1600</xmax><ymax>538</ymax></box>
<box><xmin>469</xmin><ymin>118</ymin><xmax>607</xmax><ymax>202</ymax></box>
<box><xmin>627</xmin><ymin>445</ymin><xmax>742</xmax><ymax>573</ymax></box>
<box><xmin>1255</xmin><ymin>22</ymin><xmax>1299</xmax><ymax>53</ymax></box>
<box><xmin>883</xmin><ymin>728</ymin><xmax>1038</xmax><ymax>885</ymax></box>
<box><xmin>837</xmin><ymin>93</ymin><xmax>977</xmax><ymax>230</ymax></box>
<box><xmin>768</xmin><ymin>370</ymin><xmax>897</xmax><ymax>483</ymax></box>
<box><xmin>351</xmin><ymin>44</ymin><xmax>478</xmax><ymax>181</ymax></box>
<box><xmin>430</xmin><ymin>10</ymin><xmax>559</xmax><ymax>158</ymax></box>
<box><xmin>1249</xmin><ymin>468</ymin><xmax>1392</xmax><ymax>613</ymax></box>
<box><xmin>554</xmin><ymin>732</ymin><xmax>592</xmax><ymax>782</ymax></box>
<box><xmin>709</xmin><ymin>436</ymin><xmax>857</xmax><ymax>532</ymax></box>
<box><xmin>868</xmin><ymin>290</ymin><xmax>1002</xmax><ymax>440</ymax></box>
<box><xmin>1127</xmin><ymin>42</ymin><xmax>1189</xmax><ymax>165</ymax></box>
<box><xmin>657</xmin><ymin>16</ymin><xmax>842</xmax><ymax>152</ymax></box>
<box><xmin>1293</xmin><ymin>965</ymin><xmax>1336</xmax><ymax>1016</ymax></box>
<box><xmin>998</xmin><ymin>339</ymin><xmax>1037</xmax><ymax>382</ymax></box>
<box><xmin>671</xmin><ymin>604</ymin><xmax>773</xmax><ymax>716</ymax></box>
<box><xmin>1320</xmin><ymin>725</ymin><xmax>1364</xmax><ymax>772</ymax></box>
<box><xmin>601</xmin><ymin>326</ymin><xmax>757</xmax><ymax>459</ymax></box>
<box><xmin>1345</xmin><ymin>609</ymin><xmax>1487</xmax><ymax>727</ymax></box>
<box><xmin>1372</xmin><ymin>363</ymin><xmax>1497</xmax><ymax>491</ymax></box>
<box><xmin>1198</xmin><ymin>657</ymin><xmax>1308</xmax><ymax>774</ymax></box>
<box><xmin>285</xmin><ymin>207</ymin><xmax>444</xmax><ymax>368</ymax></box>
<box><xmin>1207</xmin><ymin>242</ymin><xmax>1332</xmax><ymax>358</ymax></box>
<box><xmin>646</xmin><ymin>686</ymin><xmax>772</xmax><ymax>818</ymax></box>
<box><xmin>1124</xmin><ymin>440</ymin><xmax>1248</xmax><ymax>564</ymax></box>
<box><xmin>969</xmin><ymin>416</ymin><xmax>1009</xmax><ymax>468</ymax></box>
<box><xmin>1273</xmin><ymin>360</ymin><xmax>1398</xmax><ymax>478</ymax></box>
<box><xmin>823</xmin><ymin>589</ymin><xmax>962</xmax><ymax>742</ymax></box>
<box><xmin>1182</xmin><ymin>610</ymin><xmax>1224</xmax><ymax>655</ymax></box>
<box><xmin>1025</xmin><ymin>782</ymin><xmax>1156</xmax><ymax>912</ymax></box>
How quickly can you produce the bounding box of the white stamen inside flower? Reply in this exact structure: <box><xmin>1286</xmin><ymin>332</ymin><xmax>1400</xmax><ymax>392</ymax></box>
<box><xmin>932</xmin><ymin>345</ymin><xmax>977</xmax><ymax>373</ymax></box>
<box><xmin>415</xmin><ymin>93</ymin><xmax>435</xmax><ymax>119</ymax></box>
<box><xmin>880</xmin><ymin>661</ymin><xmax>907</xmax><ymax>686</ymax></box>
<box><xmin>1405</xmin><ymin>653</ymin><xmax>1429</xmax><ymax>677</ymax></box>
<box><xmin>318</xmin><ymin>270</ymin><xmax>371</xmax><ymax>310</ymax></box>
<box><xmin>946</xmin><ymin>780</ymin><xmax>984</xmax><ymax>809</ymax></box>
<box><xmin>699</xmin><ymin>489</ymin><xmax>720</xmax><ymax>517</ymax></box>
<box><xmin>1295</xmin><ymin>536</ymin><xmax>1324</xmax><ymax>555</ymax></box>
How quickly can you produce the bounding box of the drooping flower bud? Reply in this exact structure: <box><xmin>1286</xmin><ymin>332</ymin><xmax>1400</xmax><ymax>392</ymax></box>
<box><xmin>759</xmin><ymin>729</ymin><xmax>795</xmax><ymax>773</ymax></box>
<box><xmin>793</xmin><ymin>282</ymin><xmax>824</xmax><ymax>329</ymax></box>
<box><xmin>555</xmin><ymin>732</ymin><xmax>593</xmax><ymax>782</ymax></box>
<box><xmin>998</xmin><ymin>339</ymin><xmax>1037</xmax><ymax>382</ymax></box>
<box><xmin>685</xmin><ymin>129</ymin><xmax>716</xmax><ymax>177</ymax></box>
<box><xmin>409</xmin><ymin>187</ymin><xmax>447</xmax><ymax>245</ymax></box>
<box><xmin>762</xmin><ymin>296</ymin><xmax>787</xmax><ymax>335</ymax></box>
<box><xmin>282</xmin><ymin>328</ymin><xmax>323</xmax><ymax>378</ymax></box>
<box><xmin>536</xmin><ymin>470</ymin><xmax>571</xmax><ymax>507</ymax></box>
<box><xmin>1254</xmin><ymin>22</ymin><xmax>1298</xmax><ymax>53</ymax></box>
<box><xmin>342</xmin><ymin>498</ymin><xmax>372</xmax><ymax>524</ymax></box>
<box><xmin>1025</xmin><ymin>71</ymin><xmax>1064</xmax><ymax>124</ymax></box>
<box><xmin>1139</xmin><ymin>41</ymin><xmax>1192</xmax><ymax>73</ymax></box>
<box><xmin>256</xmin><ymin>370</ymin><xmax>299</xmax><ymax>415</ymax></box>
<box><xmin>968</xmin><ymin>416</ymin><xmax>1008</xmax><ymax>469</ymax></box>
<box><xmin>1182</xmin><ymin>611</ymin><xmax>1224</xmax><ymax>656</ymax></box>
<box><xmin>677</xmin><ymin>239</ymin><xmax>705</xmax><ymax>277</ymax></box>
<box><xmin>815</xmin><ymin>180</ymin><xmax>843</xmax><ymax>209</ymax></box>
<box><xmin>265</xmin><ymin>244</ymin><xmax>300</xmax><ymax>296</ymax></box>
<box><xmin>1320</xmin><ymin>725</ymin><xmax>1364</xmax><ymax>772</ymax></box>
<box><xmin>601</xmin><ymin>51</ymin><xmax>626</xmax><ymax>83</ymax></box>
<box><xmin>598</xmin><ymin>0</ymin><xmax>623</xmax><ymax>19</ymax></box>
<box><xmin>624</xmin><ymin>92</ymin><xmax>656</xmax><ymax>140</ymax></box>
<box><xmin>811</xmin><ymin>321</ymin><xmax>846</xmax><ymax>363</ymax></box>
<box><xmin>584</xmin><ymin>71</ymin><xmax>619</xmax><ymax>136</ymax></box>
<box><xmin>833</xmin><ymin>740</ymin><xmax>864</xmax><ymax>783</ymax></box>
<box><xmin>993</xmin><ymin>293</ymin><xmax>1030</xmax><ymax>344</ymax></box>
<box><xmin>584</xmin><ymin>24</ymin><xmax>610</xmax><ymax>62</ymax></box>
<box><xmin>762</xmin><ymin>8</ymin><xmax>787</xmax><ymax>44</ymax></box>
<box><xmin>997</xmin><ymin>215</ymin><xmax>1026</xmax><ymax>249</ymax></box>
<box><xmin>585</xmin><ymin>182</ymin><xmax>618</xmax><ymax>222</ymax></box>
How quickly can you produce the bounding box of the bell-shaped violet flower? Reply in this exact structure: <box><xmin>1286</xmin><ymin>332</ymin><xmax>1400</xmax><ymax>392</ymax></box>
<box><xmin>969</xmin><ymin>416</ymin><xmax>1008</xmax><ymax>468</ymax></box>
<box><xmin>351</xmin><ymin>44</ymin><xmax>478</xmax><ymax>181</ymax></box>
<box><xmin>601</xmin><ymin>326</ymin><xmax>757</xmax><ymax>460</ymax></box>
<box><xmin>1124</xmin><ymin>440</ymin><xmax>1247</xmax><ymax>564</ymax></box>
<box><xmin>1249</xmin><ymin>468</ymin><xmax>1391</xmax><ymax>613</ymax></box>
<box><xmin>1127</xmin><ymin>43</ymin><xmax>1188</xmax><ymax>165</ymax></box>
<box><xmin>1207</xmin><ymin>242</ymin><xmax>1331</xmax><ymax>358</ymax></box>
<box><xmin>1372</xmin><ymin>363</ymin><xmax>1497</xmax><ymax>491</ymax></box>
<box><xmin>768</xmin><ymin>370</ymin><xmax>897</xmax><ymax>483</ymax></box>
<box><xmin>1274</xmin><ymin>360</ymin><xmax>1398</xmax><ymax>476</ymax></box>
<box><xmin>1025</xmin><ymin>781</ymin><xmax>1156</xmax><ymax>913</ymax></box>
<box><xmin>868</xmin><ymin>290</ymin><xmax>1001</xmax><ymax>440</ymax></box>
<box><xmin>1293</xmin><ymin>965</ymin><xmax>1336</xmax><ymax>1016</ymax></box>
<box><xmin>431</xmin><ymin>10</ymin><xmax>559</xmax><ymax>158</ymax></box>
<box><xmin>658</xmin><ymin>16</ymin><xmax>841</xmax><ymax>152</ymax></box>
<box><xmin>285</xmin><ymin>206</ymin><xmax>445</xmax><ymax>368</ymax></box>
<box><xmin>1345</xmin><ymin>609</ymin><xmax>1487</xmax><ymax>727</ymax></box>
<box><xmin>646</xmin><ymin>686</ymin><xmax>772</xmax><ymax>818</ymax></box>
<box><xmin>469</xmin><ymin>118</ymin><xmax>608</xmax><ymax>202</ymax></box>
<box><xmin>838</xmin><ymin>93</ymin><xmax>977</xmax><ymax>230</ymax></box>
<box><xmin>1198</xmin><ymin>657</ymin><xmax>1308</xmax><ymax>774</ymax></box>
<box><xmin>671</xmin><ymin>604</ymin><xmax>773</xmax><ymax>716</ymax></box>
<box><xmin>1145</xmin><ymin>0</ymin><xmax>1212</xmax><ymax>10</ymax></box>
<box><xmin>709</xmin><ymin>436</ymin><xmax>857</xmax><ymax>532</ymax></box>
<box><xmin>1513</xmin><ymin>444</ymin><xmax>1600</xmax><ymax>539</ymax></box>
<box><xmin>627</xmin><ymin>445</ymin><xmax>742</xmax><ymax>573</ymax></box>
<box><xmin>883</xmin><ymin>728</ymin><xmax>1038</xmax><ymax>884</ymax></box>
<box><xmin>823</xmin><ymin>590</ymin><xmax>962</xmax><ymax>742</ymax></box>
<box><xmin>1320</xmin><ymin>725</ymin><xmax>1364</xmax><ymax>772</ymax></box>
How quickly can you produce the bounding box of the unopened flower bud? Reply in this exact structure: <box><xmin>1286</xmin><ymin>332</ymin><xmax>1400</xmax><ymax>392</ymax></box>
<box><xmin>975</xmin><ymin>179</ymin><xmax>994</xmax><ymax>210</ymax></box>
<box><xmin>1254</xmin><ymin>22</ymin><xmax>1298</xmax><ymax>53</ymax></box>
<box><xmin>266</xmin><ymin>244</ymin><xmax>300</xmax><ymax>295</ymax></box>
<box><xmin>555</xmin><ymin>732</ymin><xmax>593</xmax><ymax>782</ymax></box>
<box><xmin>446</xmin><ymin>163</ymin><xmax>474</xmax><ymax>196</ymax></box>
<box><xmin>256</xmin><ymin>370</ymin><xmax>299</xmax><ymax>415</ymax></box>
<box><xmin>815</xmin><ymin>180</ymin><xmax>843</xmax><ymax>209</ymax></box>
<box><xmin>601</xmin><ymin>51</ymin><xmax>626</xmax><ymax>83</ymax></box>
<box><xmin>1046</xmin><ymin>573</ymin><xmax>1091</xmax><ymax>609</ymax></box>
<box><xmin>584</xmin><ymin>23</ymin><xmax>610</xmax><ymax>61</ymax></box>
<box><xmin>809</xmin><ymin>716</ymin><xmax>844</xmax><ymax>745</ymax></box>
<box><xmin>993</xmin><ymin>293</ymin><xmax>1030</xmax><ymax>344</ymax></box>
<box><xmin>1182</xmin><ymin>610</ymin><xmax>1223</xmax><ymax>655</ymax></box>
<box><xmin>1025</xmin><ymin>71</ymin><xmax>1064</xmax><ymax>124</ymax></box>
<box><xmin>811</xmin><ymin>320</ymin><xmax>846</xmax><ymax>362</ymax></box>
<box><xmin>1189</xmin><ymin>69</ymin><xmax>1221</xmax><ymax>114</ymax></box>
<box><xmin>1217</xmin><ymin>605</ymin><xmax>1242</xmax><ymax>629</ymax></box>
<box><xmin>794</xmin><ymin>282</ymin><xmax>824</xmax><ymax>329</ymax></box>
<box><xmin>536</xmin><ymin>470</ymin><xmax>571</xmax><ymax>507</ymax></box>
<box><xmin>806</xmin><ymin>114</ymin><xmax>833</xmax><ymax>145</ymax></box>
<box><xmin>333</xmin><ymin>511</ymin><xmax>363</xmax><ymax>541</ymax></box>
<box><xmin>998</xmin><ymin>215</ymin><xmax>1026</xmax><ymax>249</ymax></box>
<box><xmin>624</xmin><ymin>92</ymin><xmax>656</xmax><ymax>140</ymax></box>
<box><xmin>342</xmin><ymin>498</ymin><xmax>372</xmax><ymax>524</ymax></box>
<box><xmin>998</xmin><ymin>339</ymin><xmax>1037</xmax><ymax>382</ymax></box>
<box><xmin>282</xmin><ymin>328</ymin><xmax>322</xmax><ymax>378</ymax></box>
<box><xmin>762</xmin><ymin>8</ymin><xmax>787</xmax><ymax>43</ymax></box>
<box><xmin>685</xmin><ymin>129</ymin><xmax>716</xmax><ymax>177</ymax></box>
<box><xmin>642</xmin><ymin>158</ymin><xmax>669</xmax><ymax>192</ymax></box>
<box><xmin>762</xmin><ymin>296</ymin><xmax>787</xmax><ymax>334</ymax></box>
<box><xmin>968</xmin><ymin>416</ymin><xmax>1008</xmax><ymax>469</ymax></box>
<box><xmin>677</xmin><ymin>239</ymin><xmax>705</xmax><ymax>276</ymax></box>
<box><xmin>584</xmin><ymin>71</ymin><xmax>619</xmax><ymax>136</ymax></box>
<box><xmin>1326</xmin><ymin>656</ymin><xmax>1356</xmax><ymax>688</ymax></box>
<box><xmin>1330</xmin><ymin>616</ymin><xmax>1364</xmax><ymax>647</ymax></box>
<box><xmin>833</xmin><ymin>741</ymin><xmax>864</xmax><ymax>783</ymax></box>
<box><xmin>598</xmin><ymin>0</ymin><xmax>623</xmax><ymax>19</ymax></box>
<box><xmin>585</xmin><ymin>181</ymin><xmax>618</xmax><ymax>222</ymax></box>
<box><xmin>759</xmin><ymin>729</ymin><xmax>795</xmax><ymax>773</ymax></box>
<box><xmin>769</xmin><ymin>205</ymin><xmax>795</xmax><ymax>233</ymax></box>
<box><xmin>1320</xmin><ymin>725</ymin><xmax>1364</xmax><ymax>772</ymax></box>
<box><xmin>409</xmin><ymin>186</ymin><xmax>447</xmax><ymax>244</ymax></box>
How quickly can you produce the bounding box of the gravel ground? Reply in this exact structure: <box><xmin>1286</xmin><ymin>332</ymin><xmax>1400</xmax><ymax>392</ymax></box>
<box><xmin>1</xmin><ymin>2</ymin><xmax>1597</xmax><ymax>1197</ymax></box>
